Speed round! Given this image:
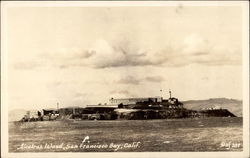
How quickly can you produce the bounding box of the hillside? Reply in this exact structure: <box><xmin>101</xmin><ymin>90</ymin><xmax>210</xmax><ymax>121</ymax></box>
<box><xmin>182</xmin><ymin>98</ymin><xmax>242</xmax><ymax>117</ymax></box>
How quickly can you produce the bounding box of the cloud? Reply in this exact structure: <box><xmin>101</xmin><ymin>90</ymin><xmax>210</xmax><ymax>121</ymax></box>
<box><xmin>50</xmin><ymin>81</ymin><xmax>62</xmax><ymax>87</ymax></box>
<box><xmin>116</xmin><ymin>76</ymin><xmax>140</xmax><ymax>85</ymax></box>
<box><xmin>85</xmin><ymin>39</ymin><xmax>167</xmax><ymax>69</ymax></box>
<box><xmin>201</xmin><ymin>77</ymin><xmax>209</xmax><ymax>81</ymax></box>
<box><xmin>115</xmin><ymin>75</ymin><xmax>165</xmax><ymax>85</ymax></box>
<box><xmin>109</xmin><ymin>89</ymin><xmax>137</xmax><ymax>98</ymax></box>
<box><xmin>41</xmin><ymin>48</ymin><xmax>94</xmax><ymax>68</ymax></box>
<box><xmin>14</xmin><ymin>48</ymin><xmax>94</xmax><ymax>70</ymax></box>
<box><xmin>163</xmin><ymin>34</ymin><xmax>241</xmax><ymax>67</ymax></box>
<box><xmin>109</xmin><ymin>90</ymin><xmax>130</xmax><ymax>95</ymax></box>
<box><xmin>74</xmin><ymin>92</ymin><xmax>89</xmax><ymax>98</ymax></box>
<box><xmin>145</xmin><ymin>76</ymin><xmax>165</xmax><ymax>82</ymax></box>
<box><xmin>14</xmin><ymin>61</ymin><xmax>42</xmax><ymax>70</ymax></box>
<box><xmin>13</xmin><ymin>35</ymin><xmax>241</xmax><ymax>70</ymax></box>
<box><xmin>183</xmin><ymin>34</ymin><xmax>210</xmax><ymax>54</ymax></box>
<box><xmin>181</xmin><ymin>34</ymin><xmax>241</xmax><ymax>66</ymax></box>
<box><xmin>84</xmin><ymin>37</ymin><xmax>241</xmax><ymax>68</ymax></box>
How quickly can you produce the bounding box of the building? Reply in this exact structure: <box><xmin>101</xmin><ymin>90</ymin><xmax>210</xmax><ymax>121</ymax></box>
<box><xmin>58</xmin><ymin>106</ymin><xmax>85</xmax><ymax>115</ymax></box>
<box><xmin>109</xmin><ymin>97</ymin><xmax>163</xmax><ymax>105</ymax></box>
<box><xmin>42</xmin><ymin>108</ymin><xmax>59</xmax><ymax>115</ymax></box>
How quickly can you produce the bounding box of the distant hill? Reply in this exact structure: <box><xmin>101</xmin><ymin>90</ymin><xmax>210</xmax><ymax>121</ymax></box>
<box><xmin>182</xmin><ymin>98</ymin><xmax>242</xmax><ymax>117</ymax></box>
<box><xmin>8</xmin><ymin>109</ymin><xmax>27</xmax><ymax>122</ymax></box>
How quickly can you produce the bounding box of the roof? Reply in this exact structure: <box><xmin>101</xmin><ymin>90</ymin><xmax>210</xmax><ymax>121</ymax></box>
<box><xmin>86</xmin><ymin>105</ymin><xmax>118</xmax><ymax>108</ymax></box>
<box><xmin>59</xmin><ymin>106</ymin><xmax>86</xmax><ymax>109</ymax></box>
<box><xmin>110</xmin><ymin>97</ymin><xmax>162</xmax><ymax>100</ymax></box>
<box><xmin>42</xmin><ymin>108</ymin><xmax>58</xmax><ymax>111</ymax></box>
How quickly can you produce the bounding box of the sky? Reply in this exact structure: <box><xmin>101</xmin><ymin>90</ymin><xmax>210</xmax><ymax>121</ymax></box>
<box><xmin>5</xmin><ymin>5</ymin><xmax>243</xmax><ymax>110</ymax></box>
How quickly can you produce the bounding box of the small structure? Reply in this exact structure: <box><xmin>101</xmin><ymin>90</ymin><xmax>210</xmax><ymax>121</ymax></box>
<box><xmin>21</xmin><ymin>110</ymin><xmax>43</xmax><ymax>122</ymax></box>
<box><xmin>42</xmin><ymin>108</ymin><xmax>59</xmax><ymax>115</ymax></box>
<box><xmin>42</xmin><ymin>108</ymin><xmax>59</xmax><ymax>121</ymax></box>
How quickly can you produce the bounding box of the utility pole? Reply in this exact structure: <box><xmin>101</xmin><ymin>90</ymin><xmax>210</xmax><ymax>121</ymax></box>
<box><xmin>169</xmin><ymin>89</ymin><xmax>172</xmax><ymax>98</ymax></box>
<box><xmin>57</xmin><ymin>102</ymin><xmax>59</xmax><ymax>110</ymax></box>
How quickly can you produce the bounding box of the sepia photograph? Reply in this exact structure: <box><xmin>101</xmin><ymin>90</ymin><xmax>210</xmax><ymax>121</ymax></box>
<box><xmin>1</xmin><ymin>1</ymin><xmax>249</xmax><ymax>158</ymax></box>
